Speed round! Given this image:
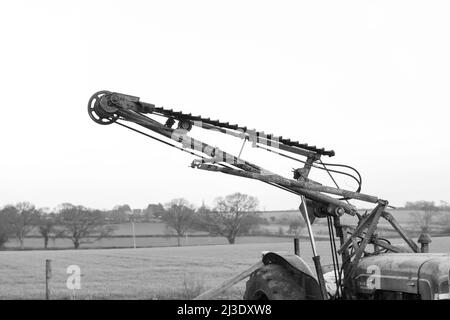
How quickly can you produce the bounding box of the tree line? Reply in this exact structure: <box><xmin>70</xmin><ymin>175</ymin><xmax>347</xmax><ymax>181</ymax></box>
<box><xmin>0</xmin><ymin>192</ymin><xmax>263</xmax><ymax>249</ymax></box>
<box><xmin>4</xmin><ymin>197</ymin><xmax>446</xmax><ymax>250</ymax></box>
<box><xmin>0</xmin><ymin>202</ymin><xmax>114</xmax><ymax>249</ymax></box>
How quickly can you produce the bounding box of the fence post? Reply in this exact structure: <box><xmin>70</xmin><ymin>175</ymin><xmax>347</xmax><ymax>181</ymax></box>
<box><xmin>294</xmin><ymin>237</ymin><xmax>300</xmax><ymax>256</ymax></box>
<box><xmin>418</xmin><ymin>233</ymin><xmax>432</xmax><ymax>253</ymax></box>
<box><xmin>131</xmin><ymin>220</ymin><xmax>137</xmax><ymax>249</ymax></box>
<box><xmin>45</xmin><ymin>259</ymin><xmax>52</xmax><ymax>300</ymax></box>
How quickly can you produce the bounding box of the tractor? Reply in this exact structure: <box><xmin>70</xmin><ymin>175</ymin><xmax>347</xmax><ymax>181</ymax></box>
<box><xmin>88</xmin><ymin>90</ymin><xmax>450</xmax><ymax>300</ymax></box>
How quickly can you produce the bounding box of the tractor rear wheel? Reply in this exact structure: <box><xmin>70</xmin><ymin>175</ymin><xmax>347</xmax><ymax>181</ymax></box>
<box><xmin>243</xmin><ymin>264</ymin><xmax>306</xmax><ymax>300</ymax></box>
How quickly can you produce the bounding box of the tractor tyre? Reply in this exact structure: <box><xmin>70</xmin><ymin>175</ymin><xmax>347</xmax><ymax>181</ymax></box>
<box><xmin>243</xmin><ymin>263</ymin><xmax>307</xmax><ymax>300</ymax></box>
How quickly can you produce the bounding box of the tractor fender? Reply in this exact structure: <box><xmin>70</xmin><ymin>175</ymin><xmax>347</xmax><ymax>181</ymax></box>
<box><xmin>261</xmin><ymin>251</ymin><xmax>323</xmax><ymax>299</ymax></box>
<box><xmin>262</xmin><ymin>251</ymin><xmax>316</xmax><ymax>278</ymax></box>
<box><xmin>418</xmin><ymin>254</ymin><xmax>450</xmax><ymax>300</ymax></box>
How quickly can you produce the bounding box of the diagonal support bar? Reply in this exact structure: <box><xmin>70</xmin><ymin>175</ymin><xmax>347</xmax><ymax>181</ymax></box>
<box><xmin>337</xmin><ymin>206</ymin><xmax>380</xmax><ymax>254</ymax></box>
<box><xmin>382</xmin><ymin>211</ymin><xmax>419</xmax><ymax>253</ymax></box>
<box><xmin>348</xmin><ymin>203</ymin><xmax>386</xmax><ymax>275</ymax></box>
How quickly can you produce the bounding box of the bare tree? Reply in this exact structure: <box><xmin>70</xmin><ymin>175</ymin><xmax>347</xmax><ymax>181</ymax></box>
<box><xmin>37</xmin><ymin>210</ymin><xmax>59</xmax><ymax>249</ymax></box>
<box><xmin>162</xmin><ymin>199</ymin><xmax>195</xmax><ymax>246</ymax></box>
<box><xmin>58</xmin><ymin>203</ymin><xmax>115</xmax><ymax>249</ymax></box>
<box><xmin>406</xmin><ymin>201</ymin><xmax>440</xmax><ymax>233</ymax></box>
<box><xmin>3</xmin><ymin>202</ymin><xmax>39</xmax><ymax>249</ymax></box>
<box><xmin>198</xmin><ymin>193</ymin><xmax>259</xmax><ymax>244</ymax></box>
<box><xmin>0</xmin><ymin>208</ymin><xmax>14</xmax><ymax>249</ymax></box>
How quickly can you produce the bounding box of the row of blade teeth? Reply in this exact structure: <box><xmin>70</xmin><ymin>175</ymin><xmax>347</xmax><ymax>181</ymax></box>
<box><xmin>153</xmin><ymin>106</ymin><xmax>332</xmax><ymax>155</ymax></box>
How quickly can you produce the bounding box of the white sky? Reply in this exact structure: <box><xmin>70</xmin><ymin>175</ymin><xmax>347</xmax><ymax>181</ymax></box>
<box><xmin>0</xmin><ymin>1</ymin><xmax>449</xmax><ymax>211</ymax></box>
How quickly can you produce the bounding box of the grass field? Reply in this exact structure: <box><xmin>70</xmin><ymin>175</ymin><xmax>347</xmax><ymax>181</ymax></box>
<box><xmin>1</xmin><ymin>236</ymin><xmax>449</xmax><ymax>300</ymax></box>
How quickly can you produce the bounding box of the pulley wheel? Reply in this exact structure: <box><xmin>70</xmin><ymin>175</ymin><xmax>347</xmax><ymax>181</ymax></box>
<box><xmin>88</xmin><ymin>90</ymin><xmax>119</xmax><ymax>125</ymax></box>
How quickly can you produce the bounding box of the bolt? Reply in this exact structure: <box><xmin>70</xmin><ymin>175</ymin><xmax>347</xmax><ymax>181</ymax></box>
<box><xmin>110</xmin><ymin>94</ymin><xmax>119</xmax><ymax>104</ymax></box>
<box><xmin>335</xmin><ymin>207</ymin><xmax>345</xmax><ymax>216</ymax></box>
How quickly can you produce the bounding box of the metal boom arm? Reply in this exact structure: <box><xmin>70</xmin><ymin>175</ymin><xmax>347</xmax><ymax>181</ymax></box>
<box><xmin>88</xmin><ymin>91</ymin><xmax>371</xmax><ymax>214</ymax></box>
<box><xmin>87</xmin><ymin>90</ymin><xmax>420</xmax><ymax>258</ymax></box>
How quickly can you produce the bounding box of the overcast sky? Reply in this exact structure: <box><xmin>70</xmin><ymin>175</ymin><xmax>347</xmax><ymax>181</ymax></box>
<box><xmin>0</xmin><ymin>1</ymin><xmax>449</xmax><ymax>211</ymax></box>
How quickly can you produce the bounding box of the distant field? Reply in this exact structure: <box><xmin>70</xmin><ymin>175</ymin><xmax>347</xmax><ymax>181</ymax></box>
<box><xmin>262</xmin><ymin>209</ymin><xmax>450</xmax><ymax>225</ymax></box>
<box><xmin>5</xmin><ymin>236</ymin><xmax>293</xmax><ymax>250</ymax></box>
<box><xmin>110</xmin><ymin>222</ymin><xmax>168</xmax><ymax>236</ymax></box>
<box><xmin>262</xmin><ymin>209</ymin><xmax>450</xmax><ymax>237</ymax></box>
<box><xmin>27</xmin><ymin>222</ymin><xmax>175</xmax><ymax>237</ymax></box>
<box><xmin>110</xmin><ymin>222</ymin><xmax>208</xmax><ymax>236</ymax></box>
<box><xmin>0</xmin><ymin>237</ymin><xmax>449</xmax><ymax>300</ymax></box>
